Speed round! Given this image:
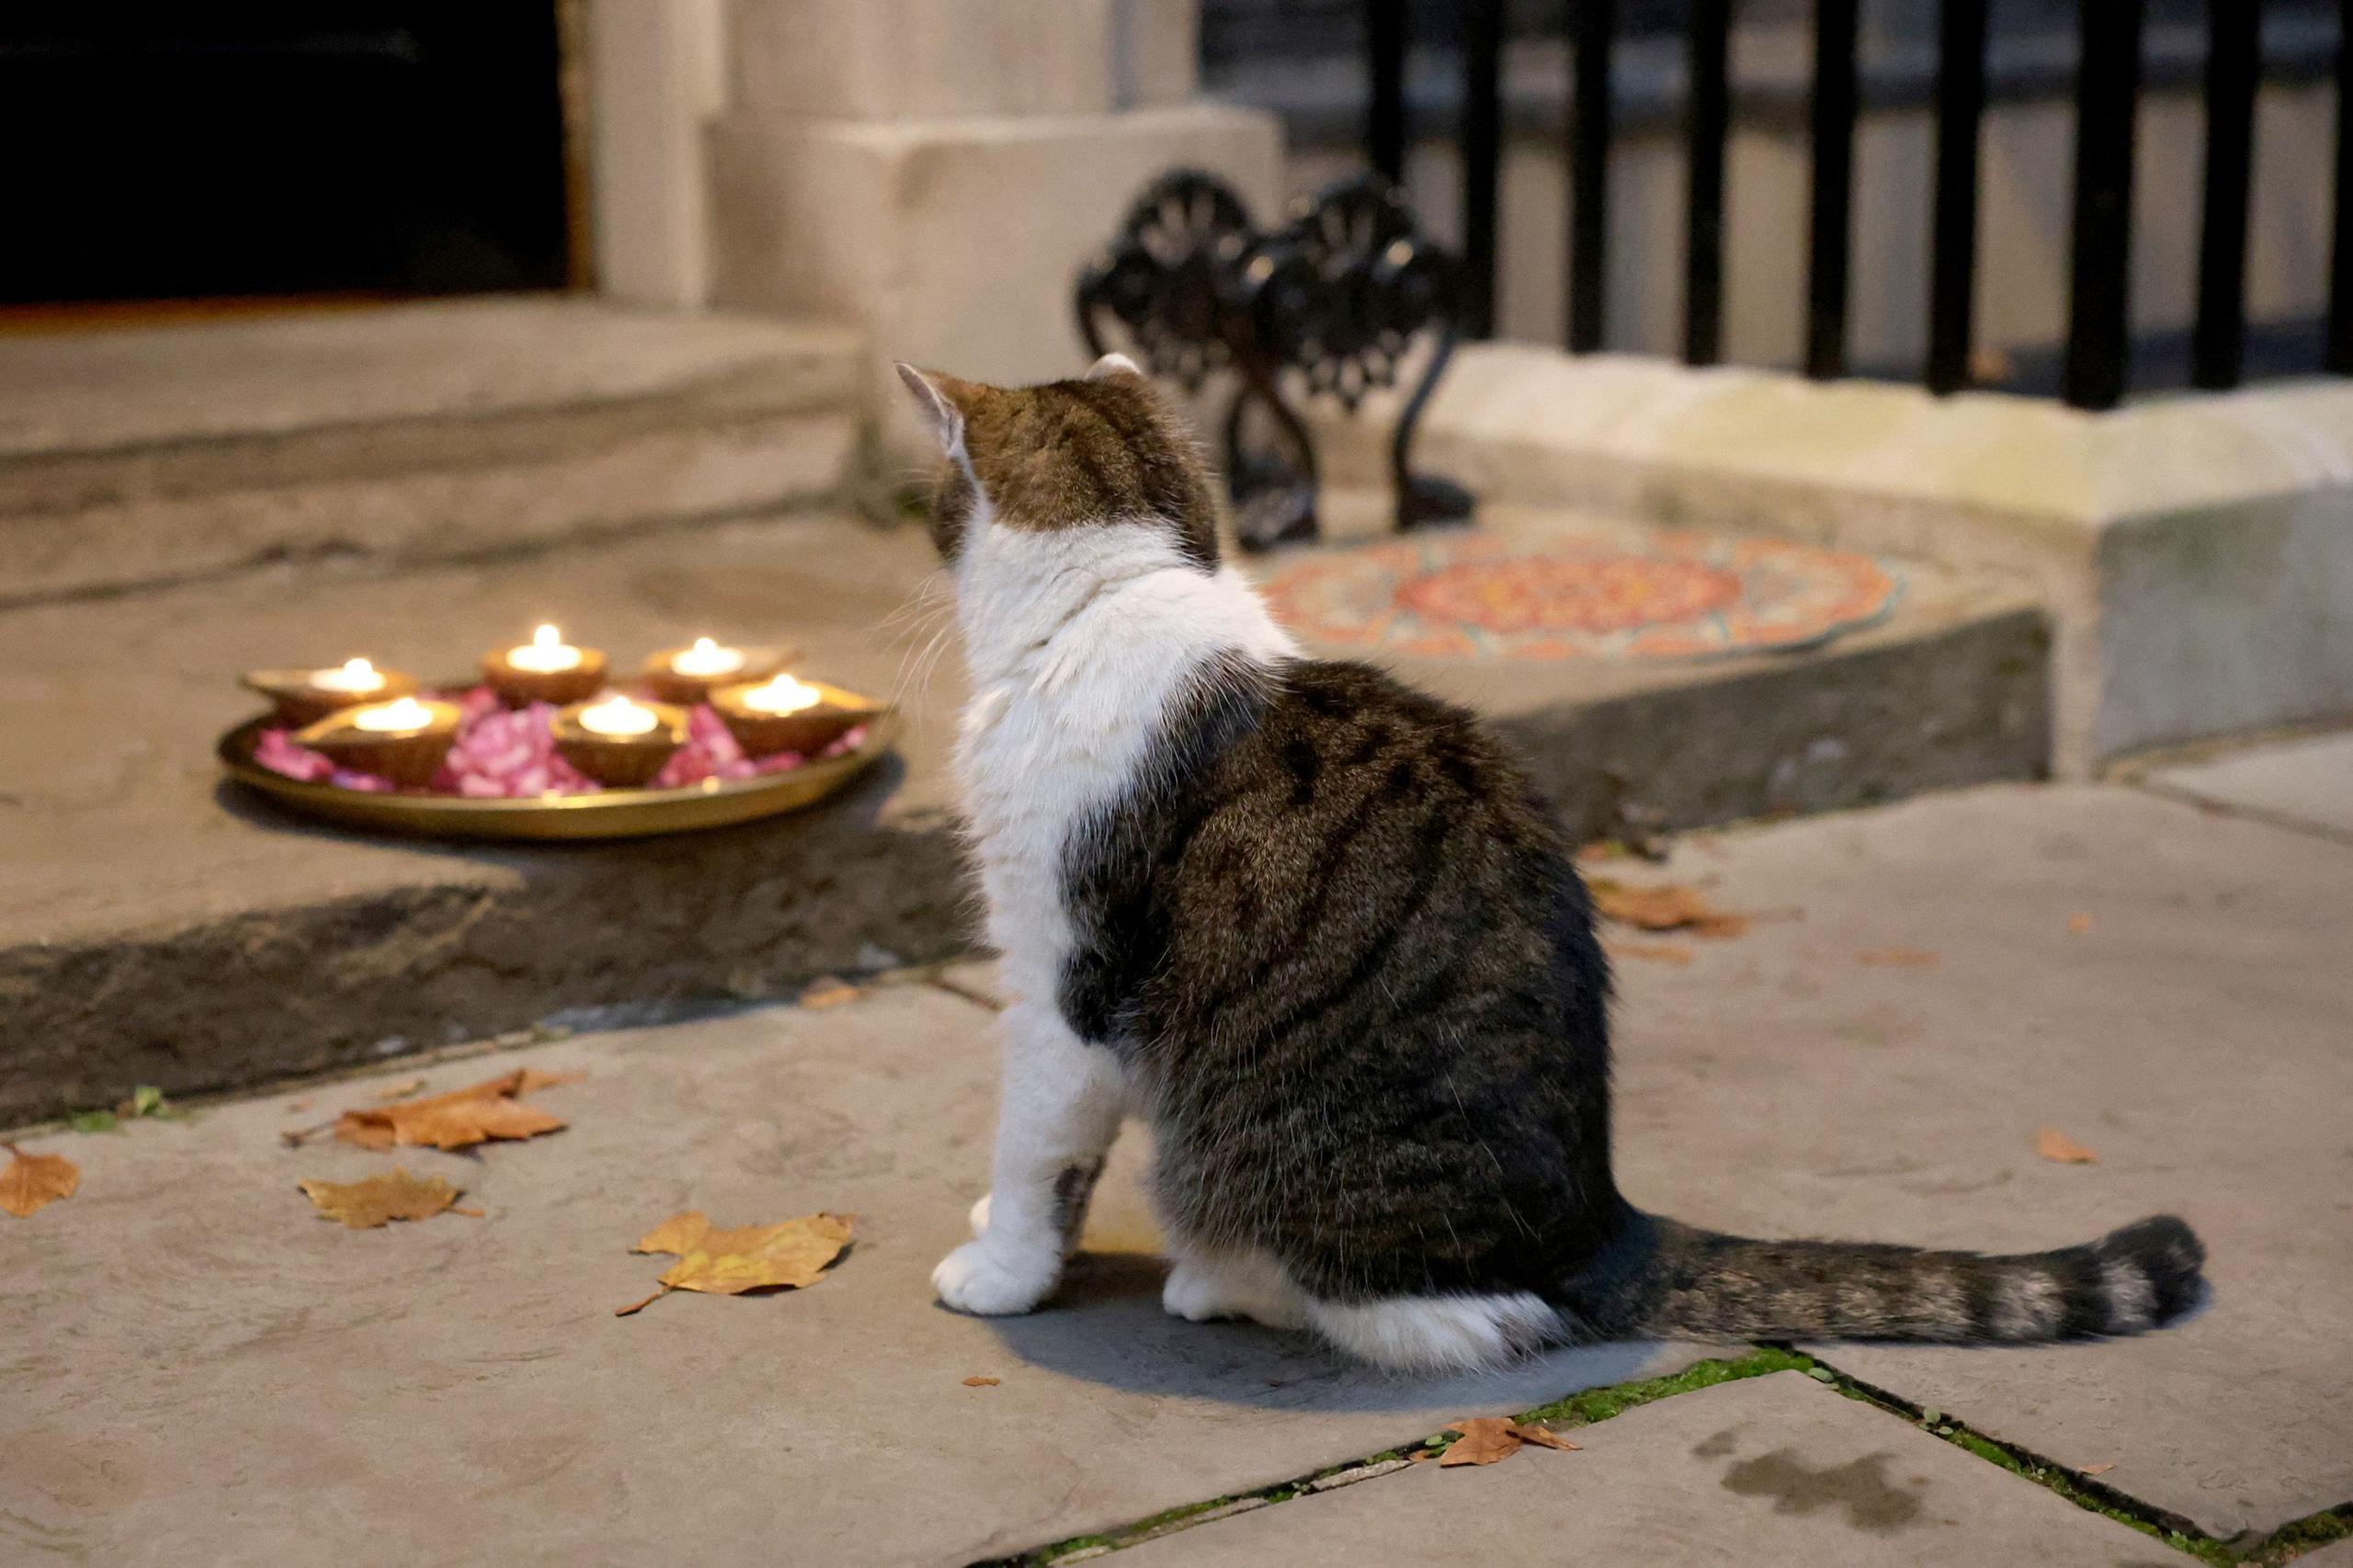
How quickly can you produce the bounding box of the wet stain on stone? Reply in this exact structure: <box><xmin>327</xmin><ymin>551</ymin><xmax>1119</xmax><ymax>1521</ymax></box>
<box><xmin>1719</xmin><ymin>1448</ymin><xmax>1925</xmax><ymax>1532</ymax></box>
<box><xmin>1691</xmin><ymin>1426</ymin><xmax>1739</xmax><ymax>1459</ymax></box>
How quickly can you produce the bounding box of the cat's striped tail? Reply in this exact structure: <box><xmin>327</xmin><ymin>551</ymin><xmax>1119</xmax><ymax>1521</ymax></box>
<box><xmin>1558</xmin><ymin>1211</ymin><xmax>2205</xmax><ymax>1344</ymax></box>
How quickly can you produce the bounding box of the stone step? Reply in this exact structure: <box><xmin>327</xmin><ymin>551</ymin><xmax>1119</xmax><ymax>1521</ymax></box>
<box><xmin>0</xmin><ymin>297</ymin><xmax>862</xmax><ymax>606</ymax></box>
<box><xmin>1</xmin><ymin>508</ymin><xmax>2046</xmax><ymax>1126</ymax></box>
<box><xmin>1311</xmin><ymin>344</ymin><xmax>2353</xmax><ymax>774</ymax></box>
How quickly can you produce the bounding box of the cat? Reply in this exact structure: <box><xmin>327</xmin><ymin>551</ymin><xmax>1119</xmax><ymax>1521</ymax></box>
<box><xmin>896</xmin><ymin>354</ymin><xmax>2206</xmax><ymax>1372</ymax></box>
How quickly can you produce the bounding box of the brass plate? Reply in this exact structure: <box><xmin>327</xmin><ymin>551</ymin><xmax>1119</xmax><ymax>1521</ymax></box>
<box><xmin>218</xmin><ymin>705</ymin><xmax>897</xmax><ymax>842</ymax></box>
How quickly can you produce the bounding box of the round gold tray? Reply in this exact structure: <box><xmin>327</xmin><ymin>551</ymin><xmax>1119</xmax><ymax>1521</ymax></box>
<box><xmin>218</xmin><ymin>706</ymin><xmax>897</xmax><ymax>842</ymax></box>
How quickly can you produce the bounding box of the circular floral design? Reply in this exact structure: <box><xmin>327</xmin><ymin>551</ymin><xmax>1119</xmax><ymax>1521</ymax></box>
<box><xmin>1259</xmin><ymin>532</ymin><xmax>1902</xmax><ymax>662</ymax></box>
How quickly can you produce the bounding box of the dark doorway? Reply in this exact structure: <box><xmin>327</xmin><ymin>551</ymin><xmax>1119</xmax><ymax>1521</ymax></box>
<box><xmin>0</xmin><ymin>5</ymin><xmax>574</xmax><ymax>310</ymax></box>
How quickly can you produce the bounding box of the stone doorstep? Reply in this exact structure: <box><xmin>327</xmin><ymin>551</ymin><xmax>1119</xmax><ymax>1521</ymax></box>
<box><xmin>0</xmin><ymin>298</ymin><xmax>863</xmax><ymax>604</ymax></box>
<box><xmin>1</xmin><ymin>508</ymin><xmax>2048</xmax><ymax>1125</ymax></box>
<box><xmin>1310</xmin><ymin>344</ymin><xmax>2353</xmax><ymax>774</ymax></box>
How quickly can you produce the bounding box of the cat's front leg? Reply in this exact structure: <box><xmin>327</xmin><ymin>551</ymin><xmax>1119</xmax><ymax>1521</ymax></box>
<box><xmin>933</xmin><ymin>998</ymin><xmax>1123</xmax><ymax>1315</ymax></box>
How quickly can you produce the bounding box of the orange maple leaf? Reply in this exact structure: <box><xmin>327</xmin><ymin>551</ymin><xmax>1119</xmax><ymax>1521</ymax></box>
<box><xmin>334</xmin><ymin>1068</ymin><xmax>577</xmax><ymax>1152</ymax></box>
<box><xmin>1</xmin><ymin>1142</ymin><xmax>79</xmax><ymax>1218</ymax></box>
<box><xmin>1438</xmin><ymin>1417</ymin><xmax>1580</xmax><ymax>1467</ymax></box>
<box><xmin>1586</xmin><ymin>880</ymin><xmax>1749</xmax><ymax>937</ymax></box>
<box><xmin>616</xmin><ymin>1210</ymin><xmax>854</xmax><ymax>1315</ymax></box>
<box><xmin>298</xmin><ymin>1167</ymin><xmax>466</xmax><ymax>1229</ymax></box>
<box><xmin>2035</xmin><ymin>1127</ymin><xmax>2098</xmax><ymax>1165</ymax></box>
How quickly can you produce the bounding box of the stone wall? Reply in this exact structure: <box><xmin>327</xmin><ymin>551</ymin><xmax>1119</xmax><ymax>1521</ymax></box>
<box><xmin>702</xmin><ymin>0</ymin><xmax>1281</xmax><ymax>465</ymax></box>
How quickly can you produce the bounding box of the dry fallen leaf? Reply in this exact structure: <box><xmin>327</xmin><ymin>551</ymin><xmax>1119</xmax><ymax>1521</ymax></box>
<box><xmin>963</xmin><ymin>1376</ymin><xmax>1000</xmax><ymax>1388</ymax></box>
<box><xmin>1857</xmin><ymin>948</ymin><xmax>1939</xmax><ymax>967</ymax></box>
<box><xmin>2067</xmin><ymin>913</ymin><xmax>2096</xmax><ymax>936</ymax></box>
<box><xmin>2082</xmin><ymin>1462</ymin><xmax>2115</xmax><ymax>1477</ymax></box>
<box><xmin>1513</xmin><ymin>1424</ymin><xmax>1581</xmax><ymax>1452</ymax></box>
<box><xmin>1609</xmin><ymin>940</ymin><xmax>1694</xmax><ymax>966</ymax></box>
<box><xmin>370</xmin><ymin>1077</ymin><xmax>428</xmax><ymax>1103</ymax></box>
<box><xmin>1438</xmin><ymin>1417</ymin><xmax>1579</xmax><ymax>1467</ymax></box>
<box><xmin>298</xmin><ymin>1167</ymin><xmax>462</xmax><ymax>1229</ymax></box>
<box><xmin>616</xmin><ymin>1210</ymin><xmax>854</xmax><ymax>1315</ymax></box>
<box><xmin>799</xmin><ymin>976</ymin><xmax>860</xmax><ymax>1010</ymax></box>
<box><xmin>1</xmin><ymin>1142</ymin><xmax>79</xmax><ymax>1218</ymax></box>
<box><xmin>335</xmin><ymin>1068</ymin><xmax>574</xmax><ymax>1153</ymax></box>
<box><xmin>1586</xmin><ymin>880</ymin><xmax>1749</xmax><ymax>938</ymax></box>
<box><xmin>2035</xmin><ymin>1126</ymin><xmax>2099</xmax><ymax>1165</ymax></box>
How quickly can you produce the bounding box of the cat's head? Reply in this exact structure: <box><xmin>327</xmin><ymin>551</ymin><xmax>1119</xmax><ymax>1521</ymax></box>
<box><xmin>894</xmin><ymin>355</ymin><xmax>1220</xmax><ymax>573</ymax></box>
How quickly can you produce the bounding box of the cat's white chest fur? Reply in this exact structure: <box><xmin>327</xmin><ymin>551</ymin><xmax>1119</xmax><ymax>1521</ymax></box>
<box><xmin>951</xmin><ymin>522</ymin><xmax>1294</xmax><ymax>1010</ymax></box>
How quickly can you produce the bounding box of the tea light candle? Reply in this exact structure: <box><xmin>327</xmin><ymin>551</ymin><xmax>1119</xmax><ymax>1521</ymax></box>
<box><xmin>710</xmin><ymin>674</ymin><xmax>879</xmax><ymax>758</ymax></box>
<box><xmin>737</xmin><ymin>674</ymin><xmax>822</xmax><ymax>714</ymax></box>
<box><xmin>673</xmin><ymin>638</ymin><xmax>742</xmax><ymax>679</ymax></box>
<box><xmin>508</xmin><ymin>624</ymin><xmax>584</xmax><ymax>673</ymax></box>
<box><xmin>294</xmin><ymin>696</ymin><xmax>461</xmax><ymax>787</ymax></box>
<box><xmin>577</xmin><ymin>694</ymin><xmax>662</xmax><ymax>736</ymax></box>
<box><xmin>350</xmin><ymin>695</ymin><xmax>438</xmax><ymax>733</ymax></box>
<box><xmin>639</xmin><ymin>637</ymin><xmax>792</xmax><ymax>704</ymax></box>
<box><xmin>551</xmin><ymin>693</ymin><xmax>688</xmax><ymax>787</ymax></box>
<box><xmin>242</xmin><ymin>657</ymin><xmax>418</xmax><ymax>725</ymax></box>
<box><xmin>483</xmin><ymin>622</ymin><xmax>607</xmax><ymax>708</ymax></box>
<box><xmin>313</xmin><ymin>657</ymin><xmax>389</xmax><ymax>694</ymax></box>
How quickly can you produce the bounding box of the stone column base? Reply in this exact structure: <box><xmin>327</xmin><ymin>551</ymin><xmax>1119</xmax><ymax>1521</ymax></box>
<box><xmin>710</xmin><ymin>103</ymin><xmax>1282</xmax><ymax>466</ymax></box>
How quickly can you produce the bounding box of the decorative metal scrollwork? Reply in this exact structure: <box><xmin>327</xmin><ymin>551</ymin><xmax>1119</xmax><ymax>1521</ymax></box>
<box><xmin>1076</xmin><ymin>170</ymin><xmax>1474</xmax><ymax>552</ymax></box>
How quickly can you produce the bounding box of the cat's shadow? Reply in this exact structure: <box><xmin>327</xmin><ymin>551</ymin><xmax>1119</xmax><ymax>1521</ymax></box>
<box><xmin>972</xmin><ymin>1248</ymin><xmax>1685</xmax><ymax>1415</ymax></box>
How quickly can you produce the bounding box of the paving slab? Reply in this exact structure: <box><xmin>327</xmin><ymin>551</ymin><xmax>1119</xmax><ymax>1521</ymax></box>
<box><xmin>0</xmin><ymin>512</ymin><xmax>972</xmax><ymax>1124</ymax></box>
<box><xmin>1120</xmin><ymin>1371</ymin><xmax>2170</xmax><ymax>1566</ymax></box>
<box><xmin>1595</xmin><ymin>783</ymin><xmax>2353</xmax><ymax>1540</ymax></box>
<box><xmin>2142</xmin><ymin>730</ymin><xmax>2353</xmax><ymax>843</ymax></box>
<box><xmin>0</xmin><ymin>983</ymin><xmax>1706</xmax><ymax>1568</ymax></box>
<box><xmin>2298</xmin><ymin>1537</ymin><xmax>2353</xmax><ymax>1566</ymax></box>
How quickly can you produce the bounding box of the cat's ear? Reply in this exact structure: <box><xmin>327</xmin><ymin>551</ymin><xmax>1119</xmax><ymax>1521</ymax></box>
<box><xmin>1086</xmin><ymin>351</ymin><xmax>1143</xmax><ymax>382</ymax></box>
<box><xmin>895</xmin><ymin>363</ymin><xmax>966</xmax><ymax>457</ymax></box>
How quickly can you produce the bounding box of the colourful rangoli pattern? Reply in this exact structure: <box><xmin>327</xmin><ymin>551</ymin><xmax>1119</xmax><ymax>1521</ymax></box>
<box><xmin>1258</xmin><ymin>532</ymin><xmax>1902</xmax><ymax>662</ymax></box>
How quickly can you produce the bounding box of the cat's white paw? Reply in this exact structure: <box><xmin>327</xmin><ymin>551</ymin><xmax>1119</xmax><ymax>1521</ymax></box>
<box><xmin>1160</xmin><ymin>1262</ymin><xmax>1239</xmax><ymax>1323</ymax></box>
<box><xmin>968</xmin><ymin>1192</ymin><xmax>992</xmax><ymax>1237</ymax></box>
<box><xmin>933</xmin><ymin>1239</ymin><xmax>1057</xmax><ymax>1316</ymax></box>
<box><xmin>1160</xmin><ymin>1257</ymin><xmax>1310</xmax><ymax>1330</ymax></box>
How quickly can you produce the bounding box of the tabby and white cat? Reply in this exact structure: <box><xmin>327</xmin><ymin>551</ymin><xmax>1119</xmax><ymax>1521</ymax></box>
<box><xmin>898</xmin><ymin>356</ymin><xmax>2204</xmax><ymax>1372</ymax></box>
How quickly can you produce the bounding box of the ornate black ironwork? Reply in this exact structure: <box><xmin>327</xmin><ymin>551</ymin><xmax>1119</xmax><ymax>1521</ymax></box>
<box><xmin>1076</xmin><ymin>169</ymin><xmax>1473</xmax><ymax>551</ymax></box>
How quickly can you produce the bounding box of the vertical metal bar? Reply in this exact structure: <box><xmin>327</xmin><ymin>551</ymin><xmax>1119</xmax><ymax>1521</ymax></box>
<box><xmin>2328</xmin><ymin>0</ymin><xmax>2353</xmax><ymax>372</ymax></box>
<box><xmin>2064</xmin><ymin>0</ymin><xmax>2144</xmax><ymax>411</ymax></box>
<box><xmin>1684</xmin><ymin>0</ymin><xmax>1731</xmax><ymax>365</ymax></box>
<box><xmin>1927</xmin><ymin>0</ymin><xmax>1988</xmax><ymax>394</ymax></box>
<box><xmin>2192</xmin><ymin>0</ymin><xmax>2260</xmax><ymax>391</ymax></box>
<box><xmin>1461</xmin><ymin>0</ymin><xmax>1505</xmax><ymax>337</ymax></box>
<box><xmin>1569</xmin><ymin>0</ymin><xmax>1617</xmax><ymax>352</ymax></box>
<box><xmin>1368</xmin><ymin>0</ymin><xmax>1409</xmax><ymax>186</ymax></box>
<box><xmin>1807</xmin><ymin>0</ymin><xmax>1860</xmax><ymax>380</ymax></box>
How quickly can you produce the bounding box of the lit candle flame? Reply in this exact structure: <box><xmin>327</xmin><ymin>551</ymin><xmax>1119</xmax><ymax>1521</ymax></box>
<box><xmin>351</xmin><ymin>697</ymin><xmax>438</xmax><ymax>734</ymax></box>
<box><xmin>737</xmin><ymin>674</ymin><xmax>823</xmax><ymax>715</ymax></box>
<box><xmin>577</xmin><ymin>694</ymin><xmax>662</xmax><ymax>738</ymax></box>
<box><xmin>671</xmin><ymin>636</ymin><xmax>745</xmax><ymax>679</ymax></box>
<box><xmin>311</xmin><ymin>657</ymin><xmax>386</xmax><ymax>694</ymax></box>
<box><xmin>506</xmin><ymin>622</ymin><xmax>585</xmax><ymax>673</ymax></box>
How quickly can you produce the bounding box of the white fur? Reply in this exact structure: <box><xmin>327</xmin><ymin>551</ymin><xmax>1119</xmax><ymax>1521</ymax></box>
<box><xmin>1162</xmin><ymin>1245</ymin><xmax>1311</xmax><ymax>1331</ymax></box>
<box><xmin>2100</xmin><ymin>1258</ymin><xmax>2155</xmax><ymax>1333</ymax></box>
<box><xmin>929</xmin><ymin>472</ymin><xmax>1295</xmax><ymax>1318</ymax></box>
<box><xmin>1307</xmin><ymin>1293</ymin><xmax>1563</xmax><ymax>1372</ymax></box>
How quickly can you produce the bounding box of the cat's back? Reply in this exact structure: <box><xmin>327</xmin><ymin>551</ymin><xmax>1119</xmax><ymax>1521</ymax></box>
<box><xmin>1069</xmin><ymin>655</ymin><xmax>1608</xmax><ymax>1068</ymax></box>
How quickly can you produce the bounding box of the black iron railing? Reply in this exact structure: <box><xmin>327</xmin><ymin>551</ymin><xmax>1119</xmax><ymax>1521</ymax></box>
<box><xmin>1363</xmin><ymin>0</ymin><xmax>2346</xmax><ymax>412</ymax></box>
